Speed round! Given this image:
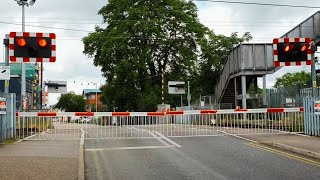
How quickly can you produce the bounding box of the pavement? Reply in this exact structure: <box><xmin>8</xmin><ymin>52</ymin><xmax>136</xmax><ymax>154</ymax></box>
<box><xmin>0</xmin><ymin>140</ymin><xmax>80</xmax><ymax>180</ymax></box>
<box><xmin>221</xmin><ymin>133</ymin><xmax>320</xmax><ymax>160</ymax></box>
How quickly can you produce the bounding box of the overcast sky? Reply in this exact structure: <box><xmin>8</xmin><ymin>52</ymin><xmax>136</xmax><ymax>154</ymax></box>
<box><xmin>1</xmin><ymin>0</ymin><xmax>320</xmax><ymax>105</ymax></box>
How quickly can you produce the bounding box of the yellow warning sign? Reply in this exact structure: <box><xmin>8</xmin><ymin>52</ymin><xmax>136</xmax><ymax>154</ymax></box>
<box><xmin>5</xmin><ymin>80</ymin><xmax>9</xmax><ymax>87</ymax></box>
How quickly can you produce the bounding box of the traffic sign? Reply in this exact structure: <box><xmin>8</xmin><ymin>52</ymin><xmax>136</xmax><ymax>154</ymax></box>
<box><xmin>46</xmin><ymin>81</ymin><xmax>67</xmax><ymax>93</ymax></box>
<box><xmin>168</xmin><ymin>81</ymin><xmax>186</xmax><ymax>95</ymax></box>
<box><xmin>0</xmin><ymin>66</ymin><xmax>10</xmax><ymax>80</ymax></box>
<box><xmin>0</xmin><ymin>97</ymin><xmax>6</xmax><ymax>113</ymax></box>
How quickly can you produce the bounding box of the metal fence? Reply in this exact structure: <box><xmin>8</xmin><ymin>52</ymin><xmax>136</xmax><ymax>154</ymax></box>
<box><xmin>0</xmin><ymin>94</ymin><xmax>16</xmax><ymax>142</ymax></box>
<box><xmin>303</xmin><ymin>97</ymin><xmax>320</xmax><ymax>136</ymax></box>
<box><xmin>266</xmin><ymin>87</ymin><xmax>320</xmax><ymax>108</ymax></box>
<box><xmin>16</xmin><ymin>108</ymin><xmax>304</xmax><ymax>140</ymax></box>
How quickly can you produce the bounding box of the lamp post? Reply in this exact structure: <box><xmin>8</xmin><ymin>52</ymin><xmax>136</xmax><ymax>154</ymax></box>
<box><xmin>14</xmin><ymin>0</ymin><xmax>37</xmax><ymax>110</ymax></box>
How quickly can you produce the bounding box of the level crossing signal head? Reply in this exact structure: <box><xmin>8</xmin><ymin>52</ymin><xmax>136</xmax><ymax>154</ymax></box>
<box><xmin>273</xmin><ymin>38</ymin><xmax>312</xmax><ymax>67</ymax></box>
<box><xmin>9</xmin><ymin>32</ymin><xmax>56</xmax><ymax>63</ymax></box>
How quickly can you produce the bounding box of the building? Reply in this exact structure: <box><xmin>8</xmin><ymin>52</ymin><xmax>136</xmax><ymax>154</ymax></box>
<box><xmin>0</xmin><ymin>63</ymin><xmax>40</xmax><ymax>110</ymax></box>
<box><xmin>82</xmin><ymin>89</ymin><xmax>103</xmax><ymax>111</ymax></box>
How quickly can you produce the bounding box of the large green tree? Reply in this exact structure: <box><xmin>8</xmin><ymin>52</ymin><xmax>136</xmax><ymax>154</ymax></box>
<box><xmin>54</xmin><ymin>92</ymin><xmax>86</xmax><ymax>112</ymax></box>
<box><xmin>83</xmin><ymin>0</ymin><xmax>251</xmax><ymax>111</ymax></box>
<box><xmin>274</xmin><ymin>71</ymin><xmax>311</xmax><ymax>88</ymax></box>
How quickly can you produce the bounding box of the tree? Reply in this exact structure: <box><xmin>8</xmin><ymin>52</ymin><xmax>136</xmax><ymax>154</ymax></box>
<box><xmin>54</xmin><ymin>92</ymin><xmax>86</xmax><ymax>112</ymax></box>
<box><xmin>274</xmin><ymin>71</ymin><xmax>311</xmax><ymax>88</ymax></box>
<box><xmin>83</xmin><ymin>0</ymin><xmax>251</xmax><ymax>111</ymax></box>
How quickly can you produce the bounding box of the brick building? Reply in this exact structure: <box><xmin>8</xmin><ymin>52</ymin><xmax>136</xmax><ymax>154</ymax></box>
<box><xmin>82</xmin><ymin>89</ymin><xmax>103</xmax><ymax>111</ymax></box>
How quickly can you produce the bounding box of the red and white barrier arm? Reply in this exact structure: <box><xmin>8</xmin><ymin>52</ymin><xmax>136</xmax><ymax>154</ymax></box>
<box><xmin>16</xmin><ymin>108</ymin><xmax>304</xmax><ymax>117</ymax></box>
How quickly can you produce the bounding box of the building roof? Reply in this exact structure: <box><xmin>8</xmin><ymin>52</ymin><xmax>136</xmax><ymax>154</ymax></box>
<box><xmin>82</xmin><ymin>89</ymin><xmax>102</xmax><ymax>95</ymax></box>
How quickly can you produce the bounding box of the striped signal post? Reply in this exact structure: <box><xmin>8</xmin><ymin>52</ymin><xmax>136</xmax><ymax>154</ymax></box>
<box><xmin>162</xmin><ymin>67</ymin><xmax>164</xmax><ymax>105</ymax></box>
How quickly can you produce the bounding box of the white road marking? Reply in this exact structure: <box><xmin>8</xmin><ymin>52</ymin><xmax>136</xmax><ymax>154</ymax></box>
<box><xmin>217</xmin><ymin>130</ymin><xmax>257</xmax><ymax>143</ymax></box>
<box><xmin>129</xmin><ymin>126</ymin><xmax>172</xmax><ymax>147</ymax></box>
<box><xmin>153</xmin><ymin>131</ymin><xmax>182</xmax><ymax>148</ymax></box>
<box><xmin>86</xmin><ymin>146</ymin><xmax>172</xmax><ymax>151</ymax></box>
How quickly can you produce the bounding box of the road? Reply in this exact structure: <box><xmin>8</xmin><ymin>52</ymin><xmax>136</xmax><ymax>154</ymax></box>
<box><xmin>84</xmin><ymin>125</ymin><xmax>320</xmax><ymax>180</ymax></box>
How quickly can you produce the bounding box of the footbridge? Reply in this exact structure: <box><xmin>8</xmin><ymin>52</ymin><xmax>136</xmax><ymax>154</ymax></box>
<box><xmin>215</xmin><ymin>11</ymin><xmax>320</xmax><ymax>109</ymax></box>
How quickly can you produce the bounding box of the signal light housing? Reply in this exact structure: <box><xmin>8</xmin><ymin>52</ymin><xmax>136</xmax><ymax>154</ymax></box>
<box><xmin>9</xmin><ymin>32</ymin><xmax>56</xmax><ymax>63</ymax></box>
<box><xmin>273</xmin><ymin>38</ymin><xmax>312</xmax><ymax>67</ymax></box>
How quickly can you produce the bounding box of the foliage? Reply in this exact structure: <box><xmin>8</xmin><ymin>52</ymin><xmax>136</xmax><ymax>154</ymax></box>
<box><xmin>83</xmin><ymin>0</ymin><xmax>251</xmax><ymax>111</ymax></box>
<box><xmin>54</xmin><ymin>92</ymin><xmax>86</xmax><ymax>112</ymax></box>
<box><xmin>274</xmin><ymin>71</ymin><xmax>311</xmax><ymax>88</ymax></box>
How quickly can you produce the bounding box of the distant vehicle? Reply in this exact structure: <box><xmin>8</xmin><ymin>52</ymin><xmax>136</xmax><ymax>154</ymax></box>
<box><xmin>80</xmin><ymin>117</ymin><xmax>91</xmax><ymax>123</ymax></box>
<box><xmin>52</xmin><ymin>117</ymin><xmax>58</xmax><ymax>122</ymax></box>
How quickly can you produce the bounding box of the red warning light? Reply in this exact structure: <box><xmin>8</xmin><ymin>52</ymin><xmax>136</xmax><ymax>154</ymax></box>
<box><xmin>300</xmin><ymin>44</ymin><xmax>309</xmax><ymax>52</ymax></box>
<box><xmin>38</xmin><ymin>38</ymin><xmax>48</xmax><ymax>47</ymax></box>
<box><xmin>17</xmin><ymin>38</ymin><xmax>27</xmax><ymax>47</ymax></box>
<box><xmin>284</xmin><ymin>44</ymin><xmax>292</xmax><ymax>52</ymax></box>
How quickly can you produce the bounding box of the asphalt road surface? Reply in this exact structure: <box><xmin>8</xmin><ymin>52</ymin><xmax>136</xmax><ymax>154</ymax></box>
<box><xmin>84</xmin><ymin>125</ymin><xmax>320</xmax><ymax>180</ymax></box>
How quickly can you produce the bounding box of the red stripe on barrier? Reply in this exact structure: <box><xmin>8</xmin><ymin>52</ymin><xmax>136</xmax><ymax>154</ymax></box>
<box><xmin>274</xmin><ymin>61</ymin><xmax>280</xmax><ymax>67</ymax></box>
<box><xmin>52</xmin><ymin>45</ymin><xmax>56</xmax><ymax>51</ymax></box>
<box><xmin>16</xmin><ymin>112</ymin><xmax>19</xmax><ymax>117</ymax></box>
<box><xmin>200</xmin><ymin>110</ymin><xmax>217</xmax><ymax>114</ymax></box>
<box><xmin>267</xmin><ymin>108</ymin><xmax>284</xmax><ymax>113</ymax></box>
<box><xmin>299</xmin><ymin>107</ymin><xmax>304</xmax><ymax>112</ymax></box>
<box><xmin>75</xmin><ymin>112</ymin><xmax>94</xmax><ymax>116</ymax></box>
<box><xmin>166</xmin><ymin>111</ymin><xmax>184</xmax><ymax>115</ymax></box>
<box><xmin>147</xmin><ymin>112</ymin><xmax>165</xmax><ymax>116</ymax></box>
<box><xmin>234</xmin><ymin>109</ymin><xmax>247</xmax><ymax>112</ymax></box>
<box><xmin>38</xmin><ymin>112</ymin><xmax>57</xmax><ymax>117</ymax></box>
<box><xmin>112</xmin><ymin>112</ymin><xmax>130</xmax><ymax>116</ymax></box>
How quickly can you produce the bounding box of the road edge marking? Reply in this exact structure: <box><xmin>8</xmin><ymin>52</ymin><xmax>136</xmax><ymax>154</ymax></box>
<box><xmin>247</xmin><ymin>143</ymin><xmax>320</xmax><ymax>167</ymax></box>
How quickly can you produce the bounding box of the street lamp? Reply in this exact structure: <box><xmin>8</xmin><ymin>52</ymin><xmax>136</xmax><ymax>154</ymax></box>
<box><xmin>14</xmin><ymin>0</ymin><xmax>37</xmax><ymax>111</ymax></box>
